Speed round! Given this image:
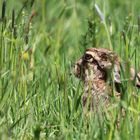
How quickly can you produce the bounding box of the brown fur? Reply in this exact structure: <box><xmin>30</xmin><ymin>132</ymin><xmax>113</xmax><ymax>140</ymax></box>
<box><xmin>73</xmin><ymin>48</ymin><xmax>140</xmax><ymax>112</ymax></box>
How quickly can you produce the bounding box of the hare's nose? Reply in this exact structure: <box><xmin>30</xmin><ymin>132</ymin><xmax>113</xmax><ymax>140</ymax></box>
<box><xmin>76</xmin><ymin>59</ymin><xmax>82</xmax><ymax>65</ymax></box>
<box><xmin>70</xmin><ymin>62</ymin><xmax>80</xmax><ymax>75</ymax></box>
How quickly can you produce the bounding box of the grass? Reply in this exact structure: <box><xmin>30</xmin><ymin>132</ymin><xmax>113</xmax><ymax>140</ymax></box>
<box><xmin>0</xmin><ymin>0</ymin><xmax>140</xmax><ymax>139</ymax></box>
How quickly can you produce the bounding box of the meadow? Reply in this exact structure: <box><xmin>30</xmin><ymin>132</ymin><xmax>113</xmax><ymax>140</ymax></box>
<box><xmin>0</xmin><ymin>0</ymin><xmax>140</xmax><ymax>139</ymax></box>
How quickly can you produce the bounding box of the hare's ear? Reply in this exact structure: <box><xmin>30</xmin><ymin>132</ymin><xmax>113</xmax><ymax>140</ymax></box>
<box><xmin>114</xmin><ymin>64</ymin><xmax>121</xmax><ymax>84</ymax></box>
<box><xmin>114</xmin><ymin>72</ymin><xmax>121</xmax><ymax>84</ymax></box>
<box><xmin>130</xmin><ymin>68</ymin><xmax>140</xmax><ymax>87</ymax></box>
<box><xmin>136</xmin><ymin>72</ymin><xmax>140</xmax><ymax>87</ymax></box>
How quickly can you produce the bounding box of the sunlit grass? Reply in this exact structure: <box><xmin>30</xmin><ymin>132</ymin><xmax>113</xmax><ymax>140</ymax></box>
<box><xmin>0</xmin><ymin>0</ymin><xmax>140</xmax><ymax>139</ymax></box>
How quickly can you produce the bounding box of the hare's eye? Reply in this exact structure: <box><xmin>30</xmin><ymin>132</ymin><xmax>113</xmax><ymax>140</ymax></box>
<box><xmin>84</xmin><ymin>54</ymin><xmax>92</xmax><ymax>61</ymax></box>
<box><xmin>101</xmin><ymin>54</ymin><xmax>108</xmax><ymax>61</ymax></box>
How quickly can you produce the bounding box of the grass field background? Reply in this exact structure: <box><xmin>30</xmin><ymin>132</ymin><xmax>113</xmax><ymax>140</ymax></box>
<box><xmin>0</xmin><ymin>0</ymin><xmax>140</xmax><ymax>139</ymax></box>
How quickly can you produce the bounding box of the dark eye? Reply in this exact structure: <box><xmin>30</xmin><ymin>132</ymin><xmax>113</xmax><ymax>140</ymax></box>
<box><xmin>101</xmin><ymin>54</ymin><xmax>108</xmax><ymax>61</ymax></box>
<box><xmin>84</xmin><ymin>54</ymin><xmax>92</xmax><ymax>61</ymax></box>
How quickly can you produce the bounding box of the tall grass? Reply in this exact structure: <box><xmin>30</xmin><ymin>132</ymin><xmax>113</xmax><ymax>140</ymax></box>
<box><xmin>0</xmin><ymin>0</ymin><xmax>140</xmax><ymax>139</ymax></box>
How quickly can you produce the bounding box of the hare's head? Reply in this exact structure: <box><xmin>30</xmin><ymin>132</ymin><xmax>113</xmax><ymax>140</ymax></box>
<box><xmin>73</xmin><ymin>48</ymin><xmax>120</xmax><ymax>83</ymax></box>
